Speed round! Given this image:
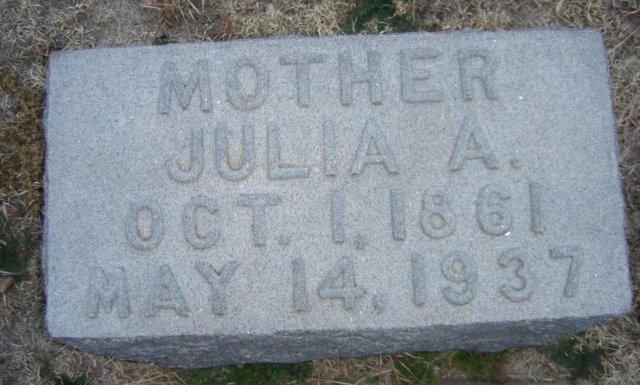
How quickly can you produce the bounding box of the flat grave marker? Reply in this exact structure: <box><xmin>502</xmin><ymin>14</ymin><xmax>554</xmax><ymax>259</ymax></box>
<box><xmin>43</xmin><ymin>29</ymin><xmax>631</xmax><ymax>367</ymax></box>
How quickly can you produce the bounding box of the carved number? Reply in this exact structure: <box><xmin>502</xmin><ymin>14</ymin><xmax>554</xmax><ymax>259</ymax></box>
<box><xmin>292</xmin><ymin>259</ymin><xmax>308</xmax><ymax>312</ymax></box>
<box><xmin>440</xmin><ymin>251</ymin><xmax>477</xmax><ymax>305</ymax></box>
<box><xmin>476</xmin><ymin>184</ymin><xmax>511</xmax><ymax>236</ymax></box>
<box><xmin>420</xmin><ymin>189</ymin><xmax>455</xmax><ymax>239</ymax></box>
<box><xmin>498</xmin><ymin>248</ymin><xmax>534</xmax><ymax>302</ymax></box>
<box><xmin>317</xmin><ymin>257</ymin><xmax>365</xmax><ymax>310</ymax></box>
<box><xmin>550</xmin><ymin>247</ymin><xmax>582</xmax><ymax>297</ymax></box>
<box><xmin>529</xmin><ymin>182</ymin><xmax>544</xmax><ymax>233</ymax></box>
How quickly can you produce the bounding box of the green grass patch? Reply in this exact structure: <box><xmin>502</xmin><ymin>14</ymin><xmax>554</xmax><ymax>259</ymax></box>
<box><xmin>393</xmin><ymin>350</ymin><xmax>509</xmax><ymax>384</ymax></box>
<box><xmin>450</xmin><ymin>351</ymin><xmax>508</xmax><ymax>382</ymax></box>
<box><xmin>178</xmin><ymin>362</ymin><xmax>313</xmax><ymax>385</ymax></box>
<box><xmin>393</xmin><ymin>352</ymin><xmax>447</xmax><ymax>385</ymax></box>
<box><xmin>345</xmin><ymin>0</ymin><xmax>416</xmax><ymax>33</ymax></box>
<box><xmin>542</xmin><ymin>338</ymin><xmax>605</xmax><ymax>380</ymax></box>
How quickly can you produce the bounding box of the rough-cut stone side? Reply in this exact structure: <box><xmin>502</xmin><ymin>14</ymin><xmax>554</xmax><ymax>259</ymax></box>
<box><xmin>58</xmin><ymin>316</ymin><xmax>614</xmax><ymax>368</ymax></box>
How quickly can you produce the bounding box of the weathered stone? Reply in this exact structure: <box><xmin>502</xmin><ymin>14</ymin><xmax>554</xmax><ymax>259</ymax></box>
<box><xmin>43</xmin><ymin>29</ymin><xmax>631</xmax><ymax>368</ymax></box>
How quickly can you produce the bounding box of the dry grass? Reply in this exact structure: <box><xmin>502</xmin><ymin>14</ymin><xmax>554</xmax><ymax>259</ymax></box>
<box><xmin>0</xmin><ymin>0</ymin><xmax>638</xmax><ymax>384</ymax></box>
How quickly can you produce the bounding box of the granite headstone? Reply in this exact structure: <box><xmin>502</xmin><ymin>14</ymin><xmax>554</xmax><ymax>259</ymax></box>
<box><xmin>43</xmin><ymin>29</ymin><xmax>631</xmax><ymax>367</ymax></box>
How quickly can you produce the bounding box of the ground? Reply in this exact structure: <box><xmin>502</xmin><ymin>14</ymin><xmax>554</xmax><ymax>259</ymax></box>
<box><xmin>0</xmin><ymin>0</ymin><xmax>638</xmax><ymax>384</ymax></box>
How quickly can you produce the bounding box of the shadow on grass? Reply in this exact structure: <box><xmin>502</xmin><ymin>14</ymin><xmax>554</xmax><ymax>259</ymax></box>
<box><xmin>541</xmin><ymin>338</ymin><xmax>605</xmax><ymax>380</ymax></box>
<box><xmin>344</xmin><ymin>0</ymin><xmax>416</xmax><ymax>33</ymax></box>
<box><xmin>52</xmin><ymin>375</ymin><xmax>90</xmax><ymax>385</ymax></box>
<box><xmin>178</xmin><ymin>362</ymin><xmax>313</xmax><ymax>385</ymax></box>
<box><xmin>0</xmin><ymin>214</ymin><xmax>33</xmax><ymax>281</ymax></box>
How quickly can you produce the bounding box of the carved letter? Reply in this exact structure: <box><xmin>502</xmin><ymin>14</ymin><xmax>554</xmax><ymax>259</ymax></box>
<box><xmin>237</xmin><ymin>194</ymin><xmax>282</xmax><ymax>246</ymax></box>
<box><xmin>88</xmin><ymin>267</ymin><xmax>130</xmax><ymax>318</ymax></box>
<box><xmin>226</xmin><ymin>58</ymin><xmax>269</xmax><ymax>110</ymax></box>
<box><xmin>279</xmin><ymin>54</ymin><xmax>325</xmax><ymax>107</ymax></box>
<box><xmin>449</xmin><ymin>115</ymin><xmax>498</xmax><ymax>171</ymax></box>
<box><xmin>215</xmin><ymin>121</ymin><xmax>255</xmax><ymax>181</ymax></box>
<box><xmin>183</xmin><ymin>195</ymin><xmax>220</xmax><ymax>249</ymax></box>
<box><xmin>400</xmin><ymin>48</ymin><xmax>442</xmax><ymax>103</ymax></box>
<box><xmin>323</xmin><ymin>120</ymin><xmax>337</xmax><ymax>176</ymax></box>
<box><xmin>339</xmin><ymin>50</ymin><xmax>382</xmax><ymax>105</ymax></box>
<box><xmin>351</xmin><ymin>119</ymin><xmax>399</xmax><ymax>175</ymax></box>
<box><xmin>146</xmin><ymin>265</ymin><xmax>189</xmax><ymax>317</ymax></box>
<box><xmin>267</xmin><ymin>124</ymin><xmax>310</xmax><ymax>179</ymax></box>
<box><xmin>125</xmin><ymin>200</ymin><xmax>164</xmax><ymax>251</ymax></box>
<box><xmin>459</xmin><ymin>49</ymin><xmax>498</xmax><ymax>101</ymax></box>
<box><xmin>196</xmin><ymin>261</ymin><xmax>239</xmax><ymax>315</ymax></box>
<box><xmin>158</xmin><ymin>60</ymin><xmax>212</xmax><ymax>113</ymax></box>
<box><xmin>166</xmin><ymin>126</ymin><xmax>204</xmax><ymax>183</ymax></box>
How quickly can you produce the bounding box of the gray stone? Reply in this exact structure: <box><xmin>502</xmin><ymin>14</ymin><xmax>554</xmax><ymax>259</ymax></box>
<box><xmin>43</xmin><ymin>29</ymin><xmax>631</xmax><ymax>368</ymax></box>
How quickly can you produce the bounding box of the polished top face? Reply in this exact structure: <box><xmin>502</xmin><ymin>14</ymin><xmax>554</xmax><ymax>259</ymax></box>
<box><xmin>44</xmin><ymin>30</ymin><xmax>629</xmax><ymax>342</ymax></box>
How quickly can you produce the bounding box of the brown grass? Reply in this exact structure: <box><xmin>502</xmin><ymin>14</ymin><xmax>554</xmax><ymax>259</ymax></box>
<box><xmin>0</xmin><ymin>0</ymin><xmax>638</xmax><ymax>384</ymax></box>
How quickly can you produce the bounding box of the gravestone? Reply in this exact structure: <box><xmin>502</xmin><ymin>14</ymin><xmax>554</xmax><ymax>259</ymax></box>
<box><xmin>43</xmin><ymin>29</ymin><xmax>631</xmax><ymax>368</ymax></box>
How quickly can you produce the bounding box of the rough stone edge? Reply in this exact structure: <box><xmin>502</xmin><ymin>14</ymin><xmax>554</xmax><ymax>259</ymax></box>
<box><xmin>51</xmin><ymin>315</ymin><xmax>616</xmax><ymax>368</ymax></box>
<box><xmin>44</xmin><ymin>27</ymin><xmax>601</xmax><ymax>60</ymax></box>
